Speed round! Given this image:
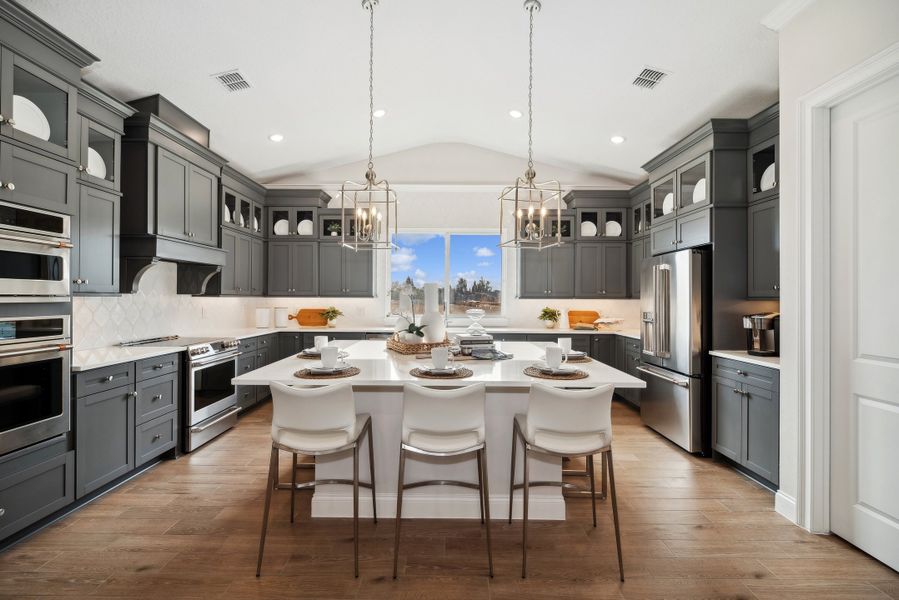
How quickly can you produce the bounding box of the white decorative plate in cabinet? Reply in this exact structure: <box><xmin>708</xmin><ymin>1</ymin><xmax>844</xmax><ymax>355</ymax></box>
<box><xmin>692</xmin><ymin>178</ymin><xmax>706</xmax><ymax>203</ymax></box>
<box><xmin>86</xmin><ymin>147</ymin><xmax>107</xmax><ymax>180</ymax></box>
<box><xmin>604</xmin><ymin>221</ymin><xmax>622</xmax><ymax>237</ymax></box>
<box><xmin>580</xmin><ymin>221</ymin><xmax>597</xmax><ymax>237</ymax></box>
<box><xmin>12</xmin><ymin>95</ymin><xmax>51</xmax><ymax>141</ymax></box>
<box><xmin>273</xmin><ymin>219</ymin><xmax>290</xmax><ymax>235</ymax></box>
<box><xmin>223</xmin><ymin>205</ymin><xmax>231</xmax><ymax>223</ymax></box>
<box><xmin>238</xmin><ymin>213</ymin><xmax>245</xmax><ymax>227</ymax></box>
<box><xmin>760</xmin><ymin>164</ymin><xmax>776</xmax><ymax>191</ymax></box>
<box><xmin>297</xmin><ymin>219</ymin><xmax>314</xmax><ymax>236</ymax></box>
<box><xmin>662</xmin><ymin>193</ymin><xmax>675</xmax><ymax>215</ymax></box>
<box><xmin>253</xmin><ymin>216</ymin><xmax>259</xmax><ymax>231</ymax></box>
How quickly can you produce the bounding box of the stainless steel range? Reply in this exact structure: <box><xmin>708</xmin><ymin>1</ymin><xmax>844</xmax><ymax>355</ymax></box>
<box><xmin>122</xmin><ymin>335</ymin><xmax>240</xmax><ymax>452</ymax></box>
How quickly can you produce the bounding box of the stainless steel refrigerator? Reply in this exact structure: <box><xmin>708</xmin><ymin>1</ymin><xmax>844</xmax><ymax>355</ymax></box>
<box><xmin>639</xmin><ymin>248</ymin><xmax>710</xmax><ymax>453</ymax></box>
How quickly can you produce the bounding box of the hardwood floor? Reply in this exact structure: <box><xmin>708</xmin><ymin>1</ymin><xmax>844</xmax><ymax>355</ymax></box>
<box><xmin>1</xmin><ymin>400</ymin><xmax>896</xmax><ymax>599</ymax></box>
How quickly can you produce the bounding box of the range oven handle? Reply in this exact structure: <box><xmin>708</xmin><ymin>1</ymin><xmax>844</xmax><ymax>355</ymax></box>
<box><xmin>636</xmin><ymin>365</ymin><xmax>690</xmax><ymax>388</ymax></box>
<box><xmin>0</xmin><ymin>231</ymin><xmax>73</xmax><ymax>249</ymax></box>
<box><xmin>0</xmin><ymin>343</ymin><xmax>72</xmax><ymax>359</ymax></box>
<box><xmin>189</xmin><ymin>351</ymin><xmax>241</xmax><ymax>369</ymax></box>
<box><xmin>190</xmin><ymin>407</ymin><xmax>241</xmax><ymax>433</ymax></box>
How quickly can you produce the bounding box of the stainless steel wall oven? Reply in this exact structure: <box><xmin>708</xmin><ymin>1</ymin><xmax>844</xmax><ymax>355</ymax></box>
<box><xmin>0</xmin><ymin>201</ymin><xmax>72</xmax><ymax>300</ymax></box>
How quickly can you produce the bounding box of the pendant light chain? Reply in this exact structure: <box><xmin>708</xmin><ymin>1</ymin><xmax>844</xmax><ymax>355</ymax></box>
<box><xmin>367</xmin><ymin>3</ymin><xmax>375</xmax><ymax>171</ymax></box>
<box><xmin>527</xmin><ymin>6</ymin><xmax>534</xmax><ymax>173</ymax></box>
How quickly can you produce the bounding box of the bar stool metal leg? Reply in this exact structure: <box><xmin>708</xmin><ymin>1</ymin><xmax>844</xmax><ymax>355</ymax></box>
<box><xmin>367</xmin><ymin>424</ymin><xmax>377</xmax><ymax>523</ymax></box>
<box><xmin>607</xmin><ymin>448</ymin><xmax>623</xmax><ymax>582</ymax></box>
<box><xmin>290</xmin><ymin>452</ymin><xmax>297</xmax><ymax>524</ymax></box>
<box><xmin>479</xmin><ymin>448</ymin><xmax>494</xmax><ymax>577</ymax></box>
<box><xmin>256</xmin><ymin>446</ymin><xmax>278</xmax><ymax>577</ymax></box>
<box><xmin>477</xmin><ymin>448</ymin><xmax>485</xmax><ymax>524</ymax></box>
<box><xmin>353</xmin><ymin>445</ymin><xmax>360</xmax><ymax>578</ymax></box>
<box><xmin>392</xmin><ymin>446</ymin><xmax>406</xmax><ymax>579</ymax></box>
<box><xmin>588</xmin><ymin>453</ymin><xmax>597</xmax><ymax>528</ymax></box>
<box><xmin>521</xmin><ymin>446</ymin><xmax>530</xmax><ymax>579</ymax></box>
<box><xmin>508</xmin><ymin>424</ymin><xmax>517</xmax><ymax>523</ymax></box>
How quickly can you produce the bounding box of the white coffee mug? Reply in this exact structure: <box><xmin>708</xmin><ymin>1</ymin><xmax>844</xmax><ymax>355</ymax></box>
<box><xmin>557</xmin><ymin>337</ymin><xmax>572</xmax><ymax>357</ymax></box>
<box><xmin>431</xmin><ymin>346</ymin><xmax>449</xmax><ymax>370</ymax></box>
<box><xmin>545</xmin><ymin>344</ymin><xmax>563</xmax><ymax>369</ymax></box>
<box><xmin>320</xmin><ymin>346</ymin><xmax>339</xmax><ymax>369</ymax></box>
<box><xmin>314</xmin><ymin>335</ymin><xmax>329</xmax><ymax>351</ymax></box>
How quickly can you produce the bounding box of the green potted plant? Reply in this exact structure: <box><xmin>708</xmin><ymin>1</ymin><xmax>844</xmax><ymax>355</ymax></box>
<box><xmin>327</xmin><ymin>222</ymin><xmax>341</xmax><ymax>237</ymax></box>
<box><xmin>320</xmin><ymin>306</ymin><xmax>343</xmax><ymax>328</ymax></box>
<box><xmin>538</xmin><ymin>307</ymin><xmax>561</xmax><ymax>329</ymax></box>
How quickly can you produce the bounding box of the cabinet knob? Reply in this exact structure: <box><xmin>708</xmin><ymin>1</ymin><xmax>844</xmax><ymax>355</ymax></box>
<box><xmin>152</xmin><ymin>394</ymin><xmax>163</xmax><ymax>401</ymax></box>
<box><xmin>736</xmin><ymin>369</ymin><xmax>745</xmax><ymax>375</ymax></box>
<box><xmin>773</xmin><ymin>284</ymin><xmax>779</xmax><ymax>291</ymax></box>
<box><xmin>73</xmin><ymin>278</ymin><xmax>83</xmax><ymax>285</ymax></box>
<box><xmin>152</xmin><ymin>434</ymin><xmax>162</xmax><ymax>442</ymax></box>
<box><xmin>0</xmin><ymin>507</ymin><xmax>5</xmax><ymax>517</ymax></box>
<box><xmin>153</xmin><ymin>364</ymin><xmax>164</xmax><ymax>370</ymax></box>
<box><xmin>0</xmin><ymin>182</ymin><xmax>15</xmax><ymax>191</ymax></box>
<box><xmin>733</xmin><ymin>388</ymin><xmax>741</xmax><ymax>394</ymax></box>
<box><xmin>77</xmin><ymin>165</ymin><xmax>86</xmax><ymax>172</ymax></box>
<box><xmin>670</xmin><ymin>241</ymin><xmax>676</xmax><ymax>246</ymax></box>
<box><xmin>105</xmin><ymin>375</ymin><xmax>115</xmax><ymax>382</ymax></box>
<box><xmin>1</xmin><ymin>116</ymin><xmax>15</xmax><ymax>126</ymax></box>
<box><xmin>129</xmin><ymin>391</ymin><xmax>139</xmax><ymax>398</ymax></box>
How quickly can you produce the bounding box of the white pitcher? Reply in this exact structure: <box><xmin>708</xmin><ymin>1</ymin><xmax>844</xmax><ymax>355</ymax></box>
<box><xmin>419</xmin><ymin>282</ymin><xmax>446</xmax><ymax>343</ymax></box>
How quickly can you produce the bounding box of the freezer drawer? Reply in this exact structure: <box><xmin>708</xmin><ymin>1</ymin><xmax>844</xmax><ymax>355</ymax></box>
<box><xmin>637</xmin><ymin>364</ymin><xmax>702</xmax><ymax>453</ymax></box>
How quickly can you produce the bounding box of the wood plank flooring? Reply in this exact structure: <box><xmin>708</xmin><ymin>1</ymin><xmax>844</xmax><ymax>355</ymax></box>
<box><xmin>1</xmin><ymin>400</ymin><xmax>896</xmax><ymax>599</ymax></box>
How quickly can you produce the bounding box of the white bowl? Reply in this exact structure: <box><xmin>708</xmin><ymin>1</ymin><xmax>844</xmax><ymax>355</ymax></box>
<box><xmin>580</xmin><ymin>221</ymin><xmax>598</xmax><ymax>237</ymax></box>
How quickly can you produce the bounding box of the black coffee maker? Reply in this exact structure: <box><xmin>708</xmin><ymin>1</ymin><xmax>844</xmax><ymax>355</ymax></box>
<box><xmin>743</xmin><ymin>313</ymin><xmax>780</xmax><ymax>357</ymax></box>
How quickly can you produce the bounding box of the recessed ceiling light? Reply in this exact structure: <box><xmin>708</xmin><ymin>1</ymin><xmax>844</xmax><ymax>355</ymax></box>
<box><xmin>373</xmin><ymin>109</ymin><xmax>387</xmax><ymax>118</ymax></box>
<box><xmin>610</xmin><ymin>135</ymin><xmax>626</xmax><ymax>145</ymax></box>
<box><xmin>509</xmin><ymin>109</ymin><xmax>523</xmax><ymax>119</ymax></box>
<box><xmin>268</xmin><ymin>133</ymin><xmax>284</xmax><ymax>142</ymax></box>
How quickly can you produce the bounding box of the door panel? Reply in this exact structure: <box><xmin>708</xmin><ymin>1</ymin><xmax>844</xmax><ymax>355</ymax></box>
<box><xmin>318</xmin><ymin>243</ymin><xmax>343</xmax><ymax>296</ymax></box>
<box><xmin>74</xmin><ymin>186</ymin><xmax>119</xmax><ymax>294</ymax></box>
<box><xmin>251</xmin><ymin>238</ymin><xmax>264</xmax><ymax>295</ymax></box>
<box><xmin>235</xmin><ymin>234</ymin><xmax>252</xmax><ymax>294</ymax></box>
<box><xmin>602</xmin><ymin>242</ymin><xmax>628</xmax><ymax>297</ymax></box>
<box><xmin>744</xmin><ymin>383</ymin><xmax>778</xmax><ymax>483</ymax></box>
<box><xmin>676</xmin><ymin>208</ymin><xmax>711</xmax><ymax>249</ymax></box>
<box><xmin>156</xmin><ymin>148</ymin><xmax>187</xmax><ymax>239</ymax></box>
<box><xmin>574</xmin><ymin>243</ymin><xmax>600</xmax><ymax>297</ymax></box>
<box><xmin>650</xmin><ymin>220</ymin><xmax>676</xmax><ymax>255</ymax></box>
<box><xmin>712</xmin><ymin>377</ymin><xmax>742</xmax><ymax>462</ymax></box>
<box><xmin>219</xmin><ymin>229</ymin><xmax>237</xmax><ymax>294</ymax></box>
<box><xmin>518</xmin><ymin>248</ymin><xmax>548</xmax><ymax>298</ymax></box>
<box><xmin>829</xmin><ymin>71</ymin><xmax>899</xmax><ymax>571</ymax></box>
<box><xmin>0</xmin><ymin>142</ymin><xmax>77</xmax><ymax>214</ymax></box>
<box><xmin>291</xmin><ymin>242</ymin><xmax>318</xmax><ymax>297</ymax></box>
<box><xmin>344</xmin><ymin>247</ymin><xmax>374</xmax><ymax>297</ymax></box>
<box><xmin>187</xmin><ymin>166</ymin><xmax>217</xmax><ymax>246</ymax></box>
<box><xmin>547</xmin><ymin>245</ymin><xmax>574</xmax><ymax>297</ymax></box>
<box><xmin>748</xmin><ymin>198</ymin><xmax>780</xmax><ymax>298</ymax></box>
<box><xmin>267</xmin><ymin>242</ymin><xmax>291</xmax><ymax>296</ymax></box>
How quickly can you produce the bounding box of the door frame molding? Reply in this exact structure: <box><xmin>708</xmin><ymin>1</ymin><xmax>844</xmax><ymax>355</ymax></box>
<box><xmin>796</xmin><ymin>41</ymin><xmax>899</xmax><ymax>533</ymax></box>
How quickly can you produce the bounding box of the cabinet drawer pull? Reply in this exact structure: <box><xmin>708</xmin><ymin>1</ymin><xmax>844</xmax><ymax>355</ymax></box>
<box><xmin>153</xmin><ymin>364</ymin><xmax>165</xmax><ymax>370</ymax></box>
<box><xmin>152</xmin><ymin>394</ymin><xmax>163</xmax><ymax>401</ymax></box>
<box><xmin>1</xmin><ymin>182</ymin><xmax>15</xmax><ymax>191</ymax></box>
<box><xmin>736</xmin><ymin>369</ymin><xmax>745</xmax><ymax>375</ymax></box>
<box><xmin>104</xmin><ymin>375</ymin><xmax>115</xmax><ymax>382</ymax></box>
<box><xmin>152</xmin><ymin>433</ymin><xmax>162</xmax><ymax>442</ymax></box>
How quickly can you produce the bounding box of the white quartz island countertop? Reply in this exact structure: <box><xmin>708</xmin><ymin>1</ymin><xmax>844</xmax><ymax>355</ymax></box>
<box><xmin>233</xmin><ymin>340</ymin><xmax>647</xmax><ymax>389</ymax></box>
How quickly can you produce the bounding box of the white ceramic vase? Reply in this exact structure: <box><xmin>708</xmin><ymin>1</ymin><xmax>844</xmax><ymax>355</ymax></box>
<box><xmin>419</xmin><ymin>283</ymin><xmax>445</xmax><ymax>343</ymax></box>
<box><xmin>544</xmin><ymin>319</ymin><xmax>557</xmax><ymax>329</ymax></box>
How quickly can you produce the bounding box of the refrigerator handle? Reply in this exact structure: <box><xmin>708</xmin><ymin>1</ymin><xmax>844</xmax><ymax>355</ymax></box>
<box><xmin>657</xmin><ymin>265</ymin><xmax>671</xmax><ymax>358</ymax></box>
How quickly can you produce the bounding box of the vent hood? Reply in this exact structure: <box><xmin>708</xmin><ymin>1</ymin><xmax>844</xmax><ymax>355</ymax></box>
<box><xmin>120</xmin><ymin>234</ymin><xmax>225</xmax><ymax>296</ymax></box>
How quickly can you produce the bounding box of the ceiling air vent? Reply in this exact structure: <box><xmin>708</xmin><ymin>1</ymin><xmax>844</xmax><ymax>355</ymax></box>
<box><xmin>212</xmin><ymin>69</ymin><xmax>251</xmax><ymax>92</ymax></box>
<box><xmin>632</xmin><ymin>67</ymin><xmax>668</xmax><ymax>90</ymax></box>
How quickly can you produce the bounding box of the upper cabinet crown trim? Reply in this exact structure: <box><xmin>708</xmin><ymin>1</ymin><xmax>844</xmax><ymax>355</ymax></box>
<box><xmin>222</xmin><ymin>165</ymin><xmax>267</xmax><ymax>198</ymax></box>
<box><xmin>265</xmin><ymin>188</ymin><xmax>332</xmax><ymax>208</ymax></box>
<box><xmin>0</xmin><ymin>1</ymin><xmax>98</xmax><ymax>69</ymax></box>
<box><xmin>641</xmin><ymin>119</ymin><xmax>749</xmax><ymax>174</ymax></box>
<box><xmin>124</xmin><ymin>113</ymin><xmax>228</xmax><ymax>170</ymax></box>
<box><xmin>78</xmin><ymin>82</ymin><xmax>136</xmax><ymax>121</ymax></box>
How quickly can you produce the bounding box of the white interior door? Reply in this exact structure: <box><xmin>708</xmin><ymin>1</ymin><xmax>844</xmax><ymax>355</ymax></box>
<box><xmin>829</xmin><ymin>71</ymin><xmax>899</xmax><ymax>571</ymax></box>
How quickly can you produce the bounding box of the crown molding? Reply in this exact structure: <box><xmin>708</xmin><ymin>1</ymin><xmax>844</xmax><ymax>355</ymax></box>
<box><xmin>761</xmin><ymin>0</ymin><xmax>817</xmax><ymax>32</ymax></box>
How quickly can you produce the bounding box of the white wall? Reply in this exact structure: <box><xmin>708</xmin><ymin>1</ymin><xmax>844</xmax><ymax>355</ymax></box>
<box><xmin>776</xmin><ymin>0</ymin><xmax>899</xmax><ymax>524</ymax></box>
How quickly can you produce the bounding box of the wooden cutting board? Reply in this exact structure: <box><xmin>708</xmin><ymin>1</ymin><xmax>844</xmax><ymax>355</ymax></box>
<box><xmin>567</xmin><ymin>310</ymin><xmax>600</xmax><ymax>328</ymax></box>
<box><xmin>289</xmin><ymin>308</ymin><xmax>329</xmax><ymax>327</ymax></box>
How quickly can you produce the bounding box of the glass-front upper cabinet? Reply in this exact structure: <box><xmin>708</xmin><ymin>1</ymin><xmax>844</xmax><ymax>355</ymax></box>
<box><xmin>238</xmin><ymin>197</ymin><xmax>252</xmax><ymax>231</ymax></box>
<box><xmin>253</xmin><ymin>205</ymin><xmax>263</xmax><ymax>236</ymax></box>
<box><xmin>651</xmin><ymin>173</ymin><xmax>676</xmax><ymax>223</ymax></box>
<box><xmin>548</xmin><ymin>211</ymin><xmax>574</xmax><ymax>241</ymax></box>
<box><xmin>267</xmin><ymin>207</ymin><xmax>317</xmax><ymax>238</ymax></box>
<box><xmin>677</xmin><ymin>154</ymin><xmax>710</xmax><ymax>214</ymax></box>
<box><xmin>79</xmin><ymin>119</ymin><xmax>119</xmax><ymax>190</ymax></box>
<box><xmin>576</xmin><ymin>209</ymin><xmax>600</xmax><ymax>239</ymax></box>
<box><xmin>320</xmin><ymin>213</ymin><xmax>355</xmax><ymax>239</ymax></box>
<box><xmin>749</xmin><ymin>138</ymin><xmax>778</xmax><ymax>203</ymax></box>
<box><xmin>599</xmin><ymin>208</ymin><xmax>626</xmax><ymax>238</ymax></box>
<box><xmin>294</xmin><ymin>208</ymin><xmax>315</xmax><ymax>237</ymax></box>
<box><xmin>632</xmin><ymin>205</ymin><xmax>643</xmax><ymax>237</ymax></box>
<box><xmin>1</xmin><ymin>49</ymin><xmax>78</xmax><ymax>160</ymax></box>
<box><xmin>223</xmin><ymin>189</ymin><xmax>238</xmax><ymax>228</ymax></box>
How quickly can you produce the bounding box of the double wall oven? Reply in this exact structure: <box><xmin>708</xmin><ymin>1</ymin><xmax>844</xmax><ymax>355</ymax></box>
<box><xmin>0</xmin><ymin>200</ymin><xmax>72</xmax><ymax>301</ymax></box>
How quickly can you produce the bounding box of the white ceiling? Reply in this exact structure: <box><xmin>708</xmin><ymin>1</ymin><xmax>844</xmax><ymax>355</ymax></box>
<box><xmin>21</xmin><ymin>0</ymin><xmax>780</xmax><ymax>185</ymax></box>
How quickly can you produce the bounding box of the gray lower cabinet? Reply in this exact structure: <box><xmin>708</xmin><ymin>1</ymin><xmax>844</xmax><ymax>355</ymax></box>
<box><xmin>75</xmin><ymin>383</ymin><xmax>135</xmax><ymax>498</ymax></box>
<box><xmin>319</xmin><ymin>244</ymin><xmax>374</xmax><ymax>297</ymax></box>
<box><xmin>590</xmin><ymin>335</ymin><xmax>614</xmax><ymax>365</ymax></box>
<box><xmin>135</xmin><ymin>411</ymin><xmax>177</xmax><ymax>467</ymax></box>
<box><xmin>236</xmin><ymin>385</ymin><xmax>257</xmax><ymax>411</ymax></box>
<box><xmin>268</xmin><ymin>242</ymin><xmax>318</xmax><ymax>297</ymax></box>
<box><xmin>72</xmin><ymin>185</ymin><xmax>120</xmax><ymax>294</ymax></box>
<box><xmin>711</xmin><ymin>356</ymin><xmax>779</xmax><ymax>485</ymax></box>
<box><xmin>0</xmin><ymin>141</ymin><xmax>79</xmax><ymax>215</ymax></box>
<box><xmin>748</xmin><ymin>198</ymin><xmax>779</xmax><ymax>298</ymax></box>
<box><xmin>0</xmin><ymin>435</ymin><xmax>74</xmax><ymax>541</ymax></box>
<box><xmin>519</xmin><ymin>245</ymin><xmax>574</xmax><ymax>298</ymax></box>
<box><xmin>575</xmin><ymin>242</ymin><xmax>627</xmax><ymax>298</ymax></box>
<box><xmin>279</xmin><ymin>332</ymin><xmax>304</xmax><ymax>358</ymax></box>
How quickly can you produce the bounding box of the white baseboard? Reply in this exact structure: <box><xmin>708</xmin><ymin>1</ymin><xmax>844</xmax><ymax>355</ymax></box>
<box><xmin>775</xmin><ymin>490</ymin><xmax>798</xmax><ymax>523</ymax></box>
<box><xmin>311</xmin><ymin>493</ymin><xmax>565</xmax><ymax>520</ymax></box>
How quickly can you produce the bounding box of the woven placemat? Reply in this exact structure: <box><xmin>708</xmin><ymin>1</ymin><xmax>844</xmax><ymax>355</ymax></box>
<box><xmin>293</xmin><ymin>366</ymin><xmax>361</xmax><ymax>379</ymax></box>
<box><xmin>524</xmin><ymin>366</ymin><xmax>588</xmax><ymax>380</ymax></box>
<box><xmin>410</xmin><ymin>367</ymin><xmax>473</xmax><ymax>380</ymax></box>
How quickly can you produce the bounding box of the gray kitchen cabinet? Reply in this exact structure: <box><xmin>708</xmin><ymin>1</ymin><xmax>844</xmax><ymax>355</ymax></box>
<box><xmin>238</xmin><ymin>336</ymin><xmax>258</xmax><ymax>354</ymax></box>
<box><xmin>219</xmin><ymin>229</ymin><xmax>254</xmax><ymax>295</ymax></box>
<box><xmin>135</xmin><ymin>411</ymin><xmax>177</xmax><ymax>467</ymax></box>
<box><xmin>630</xmin><ymin>237</ymin><xmax>649</xmax><ymax>298</ymax></box>
<box><xmin>518</xmin><ymin>245</ymin><xmax>574</xmax><ymax>298</ymax></box>
<box><xmin>75</xmin><ymin>383</ymin><xmax>135</xmax><ymax>498</ymax></box>
<box><xmin>319</xmin><ymin>243</ymin><xmax>374</xmax><ymax>298</ymax></box>
<box><xmin>236</xmin><ymin>386</ymin><xmax>257</xmax><ymax>411</ymax></box>
<box><xmin>676</xmin><ymin>207</ymin><xmax>711</xmax><ymax>249</ymax></box>
<box><xmin>0</xmin><ymin>436</ymin><xmax>74</xmax><ymax>542</ymax></box>
<box><xmin>250</xmin><ymin>238</ymin><xmax>264</xmax><ymax>296</ymax></box>
<box><xmin>749</xmin><ymin>137</ymin><xmax>778</xmax><ymax>204</ymax></box>
<box><xmin>575</xmin><ymin>242</ymin><xmax>627</xmax><ymax>298</ymax></box>
<box><xmin>268</xmin><ymin>241</ymin><xmax>317</xmax><ymax>297</ymax></box>
<box><xmin>237</xmin><ymin>353</ymin><xmax>256</xmax><ymax>379</ymax></box>
<box><xmin>235</xmin><ymin>234</ymin><xmax>252</xmax><ymax>294</ymax></box>
<box><xmin>79</xmin><ymin>118</ymin><xmax>121</xmax><ymax>192</ymax></box>
<box><xmin>590</xmin><ymin>335</ymin><xmax>614</xmax><ymax>365</ymax></box>
<box><xmin>135</xmin><ymin>372</ymin><xmax>178</xmax><ymax>425</ymax></box>
<box><xmin>155</xmin><ymin>147</ymin><xmax>188</xmax><ymax>240</ymax></box>
<box><xmin>220</xmin><ymin>229</ymin><xmax>238</xmax><ymax>295</ymax></box>
<box><xmin>711</xmin><ymin>356</ymin><xmax>779</xmax><ymax>485</ymax></box>
<box><xmin>0</xmin><ymin>141</ymin><xmax>78</xmax><ymax>215</ymax></box>
<box><xmin>187</xmin><ymin>165</ymin><xmax>217</xmax><ymax>246</ymax></box>
<box><xmin>72</xmin><ymin>185</ymin><xmax>120</xmax><ymax>294</ymax></box>
<box><xmin>748</xmin><ymin>198</ymin><xmax>779</xmax><ymax>298</ymax></box>
<box><xmin>650</xmin><ymin>220</ymin><xmax>677</xmax><ymax>255</ymax></box>
<box><xmin>279</xmin><ymin>332</ymin><xmax>304</xmax><ymax>359</ymax></box>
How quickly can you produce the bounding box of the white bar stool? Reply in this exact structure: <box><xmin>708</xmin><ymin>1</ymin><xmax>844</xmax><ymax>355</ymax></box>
<box><xmin>256</xmin><ymin>381</ymin><xmax>376</xmax><ymax>578</ymax></box>
<box><xmin>393</xmin><ymin>383</ymin><xmax>493</xmax><ymax>579</ymax></box>
<box><xmin>508</xmin><ymin>382</ymin><xmax>623</xmax><ymax>580</ymax></box>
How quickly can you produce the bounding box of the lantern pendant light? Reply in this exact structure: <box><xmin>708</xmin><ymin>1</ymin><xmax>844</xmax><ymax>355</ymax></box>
<box><xmin>498</xmin><ymin>0</ymin><xmax>562</xmax><ymax>251</ymax></box>
<box><xmin>339</xmin><ymin>0</ymin><xmax>398</xmax><ymax>251</ymax></box>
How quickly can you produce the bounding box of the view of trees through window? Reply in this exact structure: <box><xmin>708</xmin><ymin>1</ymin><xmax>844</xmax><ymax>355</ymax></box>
<box><xmin>390</xmin><ymin>233</ymin><xmax>502</xmax><ymax>317</ymax></box>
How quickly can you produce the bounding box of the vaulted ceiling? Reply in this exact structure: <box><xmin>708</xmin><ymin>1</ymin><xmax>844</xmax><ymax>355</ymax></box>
<box><xmin>21</xmin><ymin>0</ymin><xmax>780</xmax><ymax>185</ymax></box>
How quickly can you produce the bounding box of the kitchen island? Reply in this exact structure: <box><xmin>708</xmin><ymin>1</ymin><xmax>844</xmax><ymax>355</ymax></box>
<box><xmin>233</xmin><ymin>340</ymin><xmax>645</xmax><ymax>520</ymax></box>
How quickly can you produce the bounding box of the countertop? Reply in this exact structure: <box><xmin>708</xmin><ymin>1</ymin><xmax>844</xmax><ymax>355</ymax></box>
<box><xmin>72</xmin><ymin>346</ymin><xmax>187</xmax><ymax>372</ymax></box>
<box><xmin>233</xmin><ymin>340</ymin><xmax>647</xmax><ymax>389</ymax></box>
<box><xmin>709</xmin><ymin>350</ymin><xmax>780</xmax><ymax>370</ymax></box>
